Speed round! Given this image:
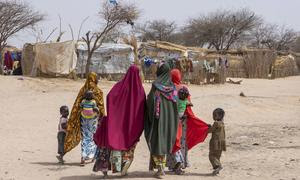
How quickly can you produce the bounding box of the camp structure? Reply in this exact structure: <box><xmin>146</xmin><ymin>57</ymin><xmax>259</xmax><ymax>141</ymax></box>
<box><xmin>139</xmin><ymin>41</ymin><xmax>188</xmax><ymax>81</ymax></box>
<box><xmin>22</xmin><ymin>41</ymin><xmax>77</xmax><ymax>77</ymax></box>
<box><xmin>218</xmin><ymin>49</ymin><xmax>299</xmax><ymax>79</ymax></box>
<box><xmin>76</xmin><ymin>42</ymin><xmax>134</xmax><ymax>80</ymax></box>
<box><xmin>21</xmin><ymin>41</ymin><xmax>134</xmax><ymax>79</ymax></box>
<box><xmin>220</xmin><ymin>48</ymin><xmax>277</xmax><ymax>79</ymax></box>
<box><xmin>139</xmin><ymin>41</ymin><xmax>228</xmax><ymax>84</ymax></box>
<box><xmin>271</xmin><ymin>54</ymin><xmax>299</xmax><ymax>78</ymax></box>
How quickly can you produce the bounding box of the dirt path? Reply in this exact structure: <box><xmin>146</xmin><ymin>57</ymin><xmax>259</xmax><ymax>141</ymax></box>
<box><xmin>0</xmin><ymin>76</ymin><xmax>299</xmax><ymax>180</ymax></box>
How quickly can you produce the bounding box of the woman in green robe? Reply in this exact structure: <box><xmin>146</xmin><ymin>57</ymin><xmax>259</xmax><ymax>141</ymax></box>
<box><xmin>144</xmin><ymin>62</ymin><xmax>178</xmax><ymax>178</ymax></box>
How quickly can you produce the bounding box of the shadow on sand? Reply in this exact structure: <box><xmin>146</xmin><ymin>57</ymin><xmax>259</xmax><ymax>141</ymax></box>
<box><xmin>31</xmin><ymin>161</ymin><xmax>82</xmax><ymax>167</ymax></box>
<box><xmin>184</xmin><ymin>172</ymin><xmax>214</xmax><ymax>177</ymax></box>
<box><xmin>59</xmin><ymin>171</ymin><xmax>214</xmax><ymax>180</ymax></box>
<box><xmin>60</xmin><ymin>171</ymin><xmax>159</xmax><ymax>180</ymax></box>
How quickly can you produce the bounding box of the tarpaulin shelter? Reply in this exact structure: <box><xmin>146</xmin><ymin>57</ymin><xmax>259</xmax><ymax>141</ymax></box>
<box><xmin>22</xmin><ymin>41</ymin><xmax>77</xmax><ymax>77</ymax></box>
<box><xmin>76</xmin><ymin>42</ymin><xmax>134</xmax><ymax>76</ymax></box>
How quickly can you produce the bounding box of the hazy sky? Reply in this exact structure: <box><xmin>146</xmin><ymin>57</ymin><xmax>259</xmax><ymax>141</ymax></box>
<box><xmin>8</xmin><ymin>0</ymin><xmax>300</xmax><ymax>47</ymax></box>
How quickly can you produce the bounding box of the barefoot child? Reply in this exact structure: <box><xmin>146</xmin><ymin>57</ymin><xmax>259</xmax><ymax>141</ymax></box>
<box><xmin>208</xmin><ymin>108</ymin><xmax>226</xmax><ymax>175</ymax></box>
<box><xmin>57</xmin><ymin>105</ymin><xmax>69</xmax><ymax>163</ymax></box>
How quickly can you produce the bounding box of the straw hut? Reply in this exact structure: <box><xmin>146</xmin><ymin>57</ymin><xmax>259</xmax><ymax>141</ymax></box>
<box><xmin>271</xmin><ymin>54</ymin><xmax>299</xmax><ymax>78</ymax></box>
<box><xmin>139</xmin><ymin>41</ymin><xmax>188</xmax><ymax>81</ymax></box>
<box><xmin>292</xmin><ymin>53</ymin><xmax>300</xmax><ymax>71</ymax></box>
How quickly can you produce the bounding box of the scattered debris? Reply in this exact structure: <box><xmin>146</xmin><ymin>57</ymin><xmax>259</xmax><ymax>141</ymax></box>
<box><xmin>240</xmin><ymin>92</ymin><xmax>246</xmax><ymax>97</ymax></box>
<box><xmin>290</xmin><ymin>159</ymin><xmax>295</xmax><ymax>162</ymax></box>
<box><xmin>267</xmin><ymin>146</ymin><xmax>300</xmax><ymax>149</ymax></box>
<box><xmin>268</xmin><ymin>141</ymin><xmax>275</xmax><ymax>144</ymax></box>
<box><xmin>227</xmin><ymin>78</ymin><xmax>243</xmax><ymax>84</ymax></box>
<box><xmin>252</xmin><ymin>143</ymin><xmax>259</xmax><ymax>146</ymax></box>
<box><xmin>231</xmin><ymin>142</ymin><xmax>241</xmax><ymax>145</ymax></box>
<box><xmin>22</xmin><ymin>150</ymin><xmax>34</xmax><ymax>153</ymax></box>
<box><xmin>17</xmin><ymin>77</ymin><xmax>24</xmax><ymax>80</ymax></box>
<box><xmin>42</xmin><ymin>90</ymin><xmax>46</xmax><ymax>93</ymax></box>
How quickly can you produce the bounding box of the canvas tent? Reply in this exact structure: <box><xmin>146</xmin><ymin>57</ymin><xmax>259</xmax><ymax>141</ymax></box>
<box><xmin>22</xmin><ymin>41</ymin><xmax>77</xmax><ymax>77</ymax></box>
<box><xmin>76</xmin><ymin>42</ymin><xmax>134</xmax><ymax>76</ymax></box>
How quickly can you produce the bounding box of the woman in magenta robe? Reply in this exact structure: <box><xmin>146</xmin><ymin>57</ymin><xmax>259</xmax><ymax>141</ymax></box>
<box><xmin>93</xmin><ymin>65</ymin><xmax>146</xmax><ymax>177</ymax></box>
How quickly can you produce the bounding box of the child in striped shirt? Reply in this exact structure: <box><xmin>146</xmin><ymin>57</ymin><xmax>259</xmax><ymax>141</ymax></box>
<box><xmin>80</xmin><ymin>90</ymin><xmax>98</xmax><ymax>119</ymax></box>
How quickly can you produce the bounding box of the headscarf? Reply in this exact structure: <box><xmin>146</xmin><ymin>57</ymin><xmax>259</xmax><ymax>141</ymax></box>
<box><xmin>64</xmin><ymin>72</ymin><xmax>105</xmax><ymax>153</ymax></box>
<box><xmin>94</xmin><ymin>65</ymin><xmax>146</xmax><ymax>150</ymax></box>
<box><xmin>170</xmin><ymin>69</ymin><xmax>209</xmax><ymax>152</ymax></box>
<box><xmin>153</xmin><ymin>63</ymin><xmax>177</xmax><ymax>101</ymax></box>
<box><xmin>144</xmin><ymin>63</ymin><xmax>178</xmax><ymax>155</ymax></box>
<box><xmin>170</xmin><ymin>69</ymin><xmax>182</xmax><ymax>88</ymax></box>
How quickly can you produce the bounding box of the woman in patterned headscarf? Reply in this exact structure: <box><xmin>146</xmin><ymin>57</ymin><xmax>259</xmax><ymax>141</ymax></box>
<box><xmin>144</xmin><ymin>62</ymin><xmax>178</xmax><ymax>178</ymax></box>
<box><xmin>64</xmin><ymin>72</ymin><xmax>105</xmax><ymax>165</ymax></box>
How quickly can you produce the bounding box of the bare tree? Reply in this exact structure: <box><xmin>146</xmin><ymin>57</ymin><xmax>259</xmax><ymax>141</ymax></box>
<box><xmin>250</xmin><ymin>24</ymin><xmax>297</xmax><ymax>51</ymax></box>
<box><xmin>82</xmin><ymin>2</ymin><xmax>139</xmax><ymax>77</ymax></box>
<box><xmin>102</xmin><ymin>28</ymin><xmax>125</xmax><ymax>43</ymax></box>
<box><xmin>183</xmin><ymin>8</ymin><xmax>261</xmax><ymax>51</ymax></box>
<box><xmin>136</xmin><ymin>19</ymin><xmax>177</xmax><ymax>42</ymax></box>
<box><xmin>0</xmin><ymin>0</ymin><xmax>44</xmax><ymax>73</ymax></box>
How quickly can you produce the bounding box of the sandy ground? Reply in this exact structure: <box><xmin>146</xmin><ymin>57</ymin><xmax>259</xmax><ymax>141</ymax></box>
<box><xmin>0</xmin><ymin>75</ymin><xmax>299</xmax><ymax>180</ymax></box>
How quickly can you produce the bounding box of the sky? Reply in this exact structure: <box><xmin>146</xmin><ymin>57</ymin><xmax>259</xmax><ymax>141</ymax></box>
<box><xmin>8</xmin><ymin>0</ymin><xmax>300</xmax><ymax>48</ymax></box>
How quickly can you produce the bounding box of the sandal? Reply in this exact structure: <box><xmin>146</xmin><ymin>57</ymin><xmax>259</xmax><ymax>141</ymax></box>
<box><xmin>175</xmin><ymin>168</ymin><xmax>185</xmax><ymax>175</ymax></box>
<box><xmin>80</xmin><ymin>158</ymin><xmax>85</xmax><ymax>166</ymax></box>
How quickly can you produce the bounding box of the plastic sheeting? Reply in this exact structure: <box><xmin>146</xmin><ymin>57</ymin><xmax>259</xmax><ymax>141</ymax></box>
<box><xmin>76</xmin><ymin>43</ymin><xmax>134</xmax><ymax>74</ymax></box>
<box><xmin>32</xmin><ymin>41</ymin><xmax>77</xmax><ymax>76</ymax></box>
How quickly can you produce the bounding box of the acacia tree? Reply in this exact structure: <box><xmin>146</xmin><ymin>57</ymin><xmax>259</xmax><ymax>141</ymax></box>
<box><xmin>250</xmin><ymin>24</ymin><xmax>297</xmax><ymax>51</ymax></box>
<box><xmin>136</xmin><ymin>19</ymin><xmax>177</xmax><ymax>42</ymax></box>
<box><xmin>82</xmin><ymin>2</ymin><xmax>139</xmax><ymax>77</ymax></box>
<box><xmin>183</xmin><ymin>8</ymin><xmax>261</xmax><ymax>50</ymax></box>
<box><xmin>0</xmin><ymin>0</ymin><xmax>44</xmax><ymax>73</ymax></box>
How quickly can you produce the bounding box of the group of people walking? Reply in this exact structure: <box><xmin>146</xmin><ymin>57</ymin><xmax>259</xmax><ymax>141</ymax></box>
<box><xmin>56</xmin><ymin>61</ymin><xmax>226</xmax><ymax>179</ymax></box>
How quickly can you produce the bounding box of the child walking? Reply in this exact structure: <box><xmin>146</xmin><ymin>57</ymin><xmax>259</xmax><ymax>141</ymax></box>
<box><xmin>57</xmin><ymin>105</ymin><xmax>69</xmax><ymax>164</ymax></box>
<box><xmin>208</xmin><ymin>108</ymin><xmax>226</xmax><ymax>175</ymax></box>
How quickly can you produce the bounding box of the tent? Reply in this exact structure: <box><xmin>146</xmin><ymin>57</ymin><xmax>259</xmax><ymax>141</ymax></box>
<box><xmin>76</xmin><ymin>42</ymin><xmax>134</xmax><ymax>75</ymax></box>
<box><xmin>22</xmin><ymin>41</ymin><xmax>77</xmax><ymax>77</ymax></box>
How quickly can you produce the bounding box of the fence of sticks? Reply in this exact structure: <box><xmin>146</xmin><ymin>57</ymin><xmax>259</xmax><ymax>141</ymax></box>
<box><xmin>242</xmin><ymin>49</ymin><xmax>277</xmax><ymax>78</ymax></box>
<box><xmin>140</xmin><ymin>41</ymin><xmax>299</xmax><ymax>84</ymax></box>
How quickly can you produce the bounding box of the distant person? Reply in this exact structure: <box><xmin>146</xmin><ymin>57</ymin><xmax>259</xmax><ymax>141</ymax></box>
<box><xmin>56</xmin><ymin>105</ymin><xmax>69</xmax><ymax>164</ymax></box>
<box><xmin>79</xmin><ymin>90</ymin><xmax>99</xmax><ymax>166</ymax></box>
<box><xmin>64</xmin><ymin>72</ymin><xmax>105</xmax><ymax>166</ymax></box>
<box><xmin>208</xmin><ymin>108</ymin><xmax>226</xmax><ymax>175</ymax></box>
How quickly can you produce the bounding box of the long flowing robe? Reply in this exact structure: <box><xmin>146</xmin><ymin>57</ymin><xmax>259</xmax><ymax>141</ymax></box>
<box><xmin>144</xmin><ymin>63</ymin><xmax>178</xmax><ymax>156</ymax></box>
<box><xmin>93</xmin><ymin>65</ymin><xmax>146</xmax><ymax>173</ymax></box>
<box><xmin>171</xmin><ymin>69</ymin><xmax>209</xmax><ymax>153</ymax></box>
<box><xmin>94</xmin><ymin>65</ymin><xmax>145</xmax><ymax>150</ymax></box>
<box><xmin>64</xmin><ymin>72</ymin><xmax>105</xmax><ymax>154</ymax></box>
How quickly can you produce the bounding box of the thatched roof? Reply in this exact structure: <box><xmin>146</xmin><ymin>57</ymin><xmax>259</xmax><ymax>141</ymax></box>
<box><xmin>141</xmin><ymin>41</ymin><xmax>187</xmax><ymax>53</ymax></box>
